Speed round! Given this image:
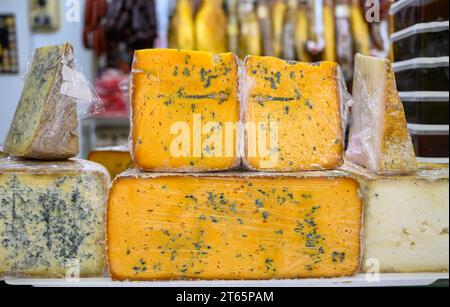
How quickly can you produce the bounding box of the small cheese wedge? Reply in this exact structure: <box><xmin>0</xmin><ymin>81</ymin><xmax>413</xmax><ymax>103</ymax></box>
<box><xmin>346</xmin><ymin>54</ymin><xmax>417</xmax><ymax>174</ymax></box>
<box><xmin>131</xmin><ymin>49</ymin><xmax>241</xmax><ymax>172</ymax></box>
<box><xmin>343</xmin><ymin>162</ymin><xmax>449</xmax><ymax>273</ymax></box>
<box><xmin>107</xmin><ymin>171</ymin><xmax>362</xmax><ymax>281</ymax></box>
<box><xmin>243</xmin><ymin>56</ymin><xmax>346</xmax><ymax>171</ymax></box>
<box><xmin>0</xmin><ymin>159</ymin><xmax>110</xmax><ymax>278</ymax></box>
<box><xmin>4</xmin><ymin>43</ymin><xmax>79</xmax><ymax>160</ymax></box>
<box><xmin>88</xmin><ymin>146</ymin><xmax>133</xmax><ymax>179</ymax></box>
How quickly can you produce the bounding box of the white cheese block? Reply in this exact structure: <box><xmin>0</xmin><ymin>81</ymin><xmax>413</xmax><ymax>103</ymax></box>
<box><xmin>343</xmin><ymin>162</ymin><xmax>449</xmax><ymax>273</ymax></box>
<box><xmin>0</xmin><ymin>159</ymin><xmax>110</xmax><ymax>278</ymax></box>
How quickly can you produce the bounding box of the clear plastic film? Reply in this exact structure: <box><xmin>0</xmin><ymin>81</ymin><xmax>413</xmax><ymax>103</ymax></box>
<box><xmin>107</xmin><ymin>170</ymin><xmax>363</xmax><ymax>281</ymax></box>
<box><xmin>346</xmin><ymin>54</ymin><xmax>418</xmax><ymax>175</ymax></box>
<box><xmin>241</xmin><ymin>55</ymin><xmax>350</xmax><ymax>172</ymax></box>
<box><xmin>4</xmin><ymin>43</ymin><xmax>103</xmax><ymax>160</ymax></box>
<box><xmin>129</xmin><ymin>49</ymin><xmax>242</xmax><ymax>172</ymax></box>
<box><xmin>0</xmin><ymin>158</ymin><xmax>110</xmax><ymax>279</ymax></box>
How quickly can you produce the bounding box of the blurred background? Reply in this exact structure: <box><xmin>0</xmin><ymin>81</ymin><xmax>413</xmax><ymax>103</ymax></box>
<box><xmin>0</xmin><ymin>0</ymin><xmax>448</xmax><ymax>162</ymax></box>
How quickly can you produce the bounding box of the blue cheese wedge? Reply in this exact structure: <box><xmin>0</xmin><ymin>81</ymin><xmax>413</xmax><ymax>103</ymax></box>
<box><xmin>4</xmin><ymin>43</ymin><xmax>79</xmax><ymax>160</ymax></box>
<box><xmin>0</xmin><ymin>159</ymin><xmax>110</xmax><ymax>278</ymax></box>
<box><xmin>343</xmin><ymin>162</ymin><xmax>449</xmax><ymax>273</ymax></box>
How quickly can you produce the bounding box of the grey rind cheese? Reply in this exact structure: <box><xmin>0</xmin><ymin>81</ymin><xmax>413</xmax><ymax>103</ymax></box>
<box><xmin>4</xmin><ymin>43</ymin><xmax>79</xmax><ymax>160</ymax></box>
<box><xmin>342</xmin><ymin>162</ymin><xmax>449</xmax><ymax>273</ymax></box>
<box><xmin>0</xmin><ymin>159</ymin><xmax>110</xmax><ymax>278</ymax></box>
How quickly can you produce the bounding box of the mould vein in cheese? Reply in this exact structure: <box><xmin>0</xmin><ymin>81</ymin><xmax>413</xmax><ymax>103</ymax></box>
<box><xmin>107</xmin><ymin>171</ymin><xmax>362</xmax><ymax>281</ymax></box>
<box><xmin>0</xmin><ymin>159</ymin><xmax>110</xmax><ymax>278</ymax></box>
<box><xmin>346</xmin><ymin>54</ymin><xmax>417</xmax><ymax>174</ymax></box>
<box><xmin>131</xmin><ymin>49</ymin><xmax>241</xmax><ymax>172</ymax></box>
<box><xmin>243</xmin><ymin>56</ymin><xmax>346</xmax><ymax>171</ymax></box>
<box><xmin>4</xmin><ymin>43</ymin><xmax>79</xmax><ymax>160</ymax></box>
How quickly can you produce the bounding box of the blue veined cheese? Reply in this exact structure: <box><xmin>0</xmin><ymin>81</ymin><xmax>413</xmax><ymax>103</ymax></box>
<box><xmin>4</xmin><ymin>43</ymin><xmax>79</xmax><ymax>160</ymax></box>
<box><xmin>343</xmin><ymin>162</ymin><xmax>449</xmax><ymax>273</ymax></box>
<box><xmin>0</xmin><ymin>159</ymin><xmax>110</xmax><ymax>278</ymax></box>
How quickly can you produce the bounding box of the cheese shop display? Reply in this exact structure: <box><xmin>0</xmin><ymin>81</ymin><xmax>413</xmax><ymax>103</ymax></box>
<box><xmin>343</xmin><ymin>162</ymin><xmax>449</xmax><ymax>273</ymax></box>
<box><xmin>410</xmin><ymin>129</ymin><xmax>449</xmax><ymax>159</ymax></box>
<box><xmin>393</xmin><ymin>57</ymin><xmax>449</xmax><ymax>92</ymax></box>
<box><xmin>243</xmin><ymin>56</ymin><xmax>348</xmax><ymax>171</ymax></box>
<box><xmin>107</xmin><ymin>171</ymin><xmax>362</xmax><ymax>281</ymax></box>
<box><xmin>390</xmin><ymin>1</ymin><xmax>449</xmax><ymax>164</ymax></box>
<box><xmin>195</xmin><ymin>0</ymin><xmax>228</xmax><ymax>54</ymax></box>
<box><xmin>401</xmin><ymin>92</ymin><xmax>449</xmax><ymax>125</ymax></box>
<box><xmin>166</xmin><ymin>0</ymin><xmax>389</xmax><ymax>82</ymax></box>
<box><xmin>347</xmin><ymin>54</ymin><xmax>417</xmax><ymax>174</ymax></box>
<box><xmin>88</xmin><ymin>146</ymin><xmax>133</xmax><ymax>179</ymax></box>
<box><xmin>131</xmin><ymin>49</ymin><xmax>241</xmax><ymax>172</ymax></box>
<box><xmin>3</xmin><ymin>43</ymin><xmax>101</xmax><ymax>161</ymax></box>
<box><xmin>0</xmin><ymin>159</ymin><xmax>110</xmax><ymax>278</ymax></box>
<box><xmin>391</xmin><ymin>0</ymin><xmax>449</xmax><ymax>32</ymax></box>
<box><xmin>391</xmin><ymin>22</ymin><xmax>449</xmax><ymax>62</ymax></box>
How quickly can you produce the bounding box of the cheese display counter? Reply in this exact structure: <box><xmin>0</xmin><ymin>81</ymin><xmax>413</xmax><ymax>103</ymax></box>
<box><xmin>0</xmin><ymin>0</ymin><xmax>448</xmax><ymax>289</ymax></box>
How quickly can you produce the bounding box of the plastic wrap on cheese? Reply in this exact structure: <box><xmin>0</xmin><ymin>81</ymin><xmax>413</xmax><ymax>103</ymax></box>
<box><xmin>0</xmin><ymin>158</ymin><xmax>110</xmax><ymax>278</ymax></box>
<box><xmin>130</xmin><ymin>49</ymin><xmax>242</xmax><ymax>172</ymax></box>
<box><xmin>4</xmin><ymin>43</ymin><xmax>103</xmax><ymax>160</ymax></box>
<box><xmin>241</xmin><ymin>56</ymin><xmax>350</xmax><ymax>171</ymax></box>
<box><xmin>346</xmin><ymin>54</ymin><xmax>417</xmax><ymax>175</ymax></box>
<box><xmin>107</xmin><ymin>170</ymin><xmax>363</xmax><ymax>281</ymax></box>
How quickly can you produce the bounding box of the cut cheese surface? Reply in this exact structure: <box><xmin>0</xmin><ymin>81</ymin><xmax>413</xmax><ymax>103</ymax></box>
<box><xmin>131</xmin><ymin>49</ymin><xmax>241</xmax><ymax>172</ymax></box>
<box><xmin>343</xmin><ymin>162</ymin><xmax>449</xmax><ymax>273</ymax></box>
<box><xmin>0</xmin><ymin>159</ymin><xmax>110</xmax><ymax>278</ymax></box>
<box><xmin>107</xmin><ymin>171</ymin><xmax>362</xmax><ymax>280</ymax></box>
<box><xmin>4</xmin><ymin>43</ymin><xmax>79</xmax><ymax>160</ymax></box>
<box><xmin>88</xmin><ymin>146</ymin><xmax>133</xmax><ymax>179</ymax></box>
<box><xmin>347</xmin><ymin>54</ymin><xmax>417</xmax><ymax>174</ymax></box>
<box><xmin>243</xmin><ymin>56</ymin><xmax>345</xmax><ymax>171</ymax></box>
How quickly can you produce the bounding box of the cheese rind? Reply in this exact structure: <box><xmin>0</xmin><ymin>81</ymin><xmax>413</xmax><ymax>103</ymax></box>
<box><xmin>88</xmin><ymin>146</ymin><xmax>133</xmax><ymax>179</ymax></box>
<box><xmin>243</xmin><ymin>56</ymin><xmax>345</xmax><ymax>171</ymax></box>
<box><xmin>346</xmin><ymin>54</ymin><xmax>417</xmax><ymax>174</ymax></box>
<box><xmin>0</xmin><ymin>159</ymin><xmax>110</xmax><ymax>278</ymax></box>
<box><xmin>4</xmin><ymin>43</ymin><xmax>79</xmax><ymax>160</ymax></box>
<box><xmin>131</xmin><ymin>49</ymin><xmax>241</xmax><ymax>172</ymax></box>
<box><xmin>107</xmin><ymin>171</ymin><xmax>362</xmax><ymax>280</ymax></box>
<box><xmin>343</xmin><ymin>162</ymin><xmax>449</xmax><ymax>273</ymax></box>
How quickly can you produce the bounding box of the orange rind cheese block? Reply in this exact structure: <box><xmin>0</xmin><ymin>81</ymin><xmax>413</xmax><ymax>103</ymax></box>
<box><xmin>107</xmin><ymin>171</ymin><xmax>362</xmax><ymax>281</ymax></box>
<box><xmin>243</xmin><ymin>56</ymin><xmax>346</xmax><ymax>171</ymax></box>
<box><xmin>131</xmin><ymin>49</ymin><xmax>241</xmax><ymax>172</ymax></box>
<box><xmin>88</xmin><ymin>146</ymin><xmax>133</xmax><ymax>179</ymax></box>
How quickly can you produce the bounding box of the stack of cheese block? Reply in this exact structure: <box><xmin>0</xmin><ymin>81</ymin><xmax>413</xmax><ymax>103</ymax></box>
<box><xmin>0</xmin><ymin>43</ymin><xmax>111</xmax><ymax>278</ymax></box>
<box><xmin>107</xmin><ymin>49</ymin><xmax>448</xmax><ymax>281</ymax></box>
<box><xmin>0</xmin><ymin>45</ymin><xmax>448</xmax><ymax>281</ymax></box>
<box><xmin>346</xmin><ymin>54</ymin><xmax>449</xmax><ymax>273</ymax></box>
<box><xmin>107</xmin><ymin>48</ymin><xmax>361</xmax><ymax>281</ymax></box>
